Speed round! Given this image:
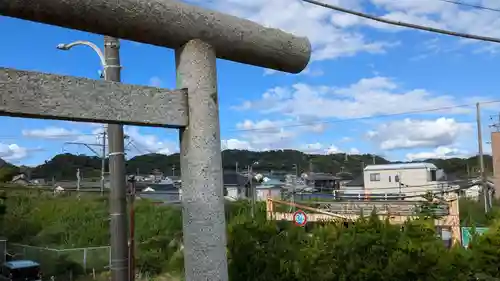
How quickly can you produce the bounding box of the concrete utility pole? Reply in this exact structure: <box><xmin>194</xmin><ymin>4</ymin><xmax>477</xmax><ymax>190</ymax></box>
<box><xmin>248</xmin><ymin>165</ymin><xmax>254</xmax><ymax>218</ymax></box>
<box><xmin>76</xmin><ymin>168</ymin><xmax>81</xmax><ymax>192</ymax></box>
<box><xmin>476</xmin><ymin>102</ymin><xmax>488</xmax><ymax>213</ymax></box>
<box><xmin>101</xmin><ymin>125</ymin><xmax>107</xmax><ymax>195</ymax></box>
<box><xmin>104</xmin><ymin>36</ymin><xmax>129</xmax><ymax>281</ymax></box>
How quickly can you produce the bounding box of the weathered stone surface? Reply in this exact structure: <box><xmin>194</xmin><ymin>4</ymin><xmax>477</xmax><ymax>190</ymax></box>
<box><xmin>176</xmin><ymin>40</ymin><xmax>228</xmax><ymax>281</ymax></box>
<box><xmin>0</xmin><ymin>0</ymin><xmax>311</xmax><ymax>73</ymax></box>
<box><xmin>0</xmin><ymin>67</ymin><xmax>188</xmax><ymax>127</ymax></box>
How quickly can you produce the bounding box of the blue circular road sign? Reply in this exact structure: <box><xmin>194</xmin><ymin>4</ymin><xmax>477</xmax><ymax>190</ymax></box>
<box><xmin>293</xmin><ymin>210</ymin><xmax>307</xmax><ymax>226</ymax></box>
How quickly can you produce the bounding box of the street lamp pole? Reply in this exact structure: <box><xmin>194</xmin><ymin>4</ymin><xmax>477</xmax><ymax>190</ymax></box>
<box><xmin>56</xmin><ymin>38</ymin><xmax>129</xmax><ymax>281</ymax></box>
<box><xmin>56</xmin><ymin>41</ymin><xmax>107</xmax><ymax>195</ymax></box>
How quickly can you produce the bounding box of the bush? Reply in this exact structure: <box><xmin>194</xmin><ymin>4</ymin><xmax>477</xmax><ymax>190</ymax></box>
<box><xmin>4</xmin><ymin>193</ymin><xmax>500</xmax><ymax>280</ymax></box>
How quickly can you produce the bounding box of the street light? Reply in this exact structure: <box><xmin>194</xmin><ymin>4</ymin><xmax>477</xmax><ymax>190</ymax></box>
<box><xmin>56</xmin><ymin>40</ymin><xmax>109</xmax><ymax>194</ymax></box>
<box><xmin>56</xmin><ymin>41</ymin><xmax>106</xmax><ymax>71</ymax></box>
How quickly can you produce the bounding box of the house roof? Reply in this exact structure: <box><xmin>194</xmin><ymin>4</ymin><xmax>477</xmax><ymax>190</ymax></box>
<box><xmin>364</xmin><ymin>162</ymin><xmax>437</xmax><ymax>171</ymax></box>
<box><xmin>304</xmin><ymin>172</ymin><xmax>339</xmax><ymax>181</ymax></box>
<box><xmin>261</xmin><ymin>177</ymin><xmax>284</xmax><ymax>185</ymax></box>
<box><xmin>344</xmin><ymin>174</ymin><xmax>364</xmax><ymax>187</ymax></box>
<box><xmin>223</xmin><ymin>171</ymin><xmax>251</xmax><ymax>186</ymax></box>
<box><xmin>4</xmin><ymin>260</ymin><xmax>39</xmax><ymax>269</ymax></box>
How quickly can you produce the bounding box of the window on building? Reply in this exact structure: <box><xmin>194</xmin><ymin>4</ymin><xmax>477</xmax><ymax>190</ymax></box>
<box><xmin>370</xmin><ymin>173</ymin><xmax>380</xmax><ymax>182</ymax></box>
<box><xmin>395</xmin><ymin>175</ymin><xmax>400</xmax><ymax>182</ymax></box>
<box><xmin>389</xmin><ymin>176</ymin><xmax>392</xmax><ymax>182</ymax></box>
<box><xmin>430</xmin><ymin>170</ymin><xmax>437</xmax><ymax>181</ymax></box>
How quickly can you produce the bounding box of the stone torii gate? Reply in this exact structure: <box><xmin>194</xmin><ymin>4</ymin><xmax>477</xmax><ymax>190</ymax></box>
<box><xmin>0</xmin><ymin>1</ymin><xmax>311</xmax><ymax>280</ymax></box>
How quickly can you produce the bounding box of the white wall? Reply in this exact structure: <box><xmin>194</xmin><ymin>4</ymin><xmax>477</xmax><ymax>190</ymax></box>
<box><xmin>364</xmin><ymin>168</ymin><xmax>441</xmax><ymax>199</ymax></box>
<box><xmin>256</xmin><ymin>188</ymin><xmax>281</xmax><ymax>201</ymax></box>
<box><xmin>464</xmin><ymin>185</ymin><xmax>481</xmax><ymax>201</ymax></box>
<box><xmin>226</xmin><ymin>187</ymin><xmax>243</xmax><ymax>200</ymax></box>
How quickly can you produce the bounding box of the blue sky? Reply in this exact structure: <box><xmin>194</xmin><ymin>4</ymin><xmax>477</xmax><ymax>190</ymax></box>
<box><xmin>1</xmin><ymin>0</ymin><xmax>500</xmax><ymax>166</ymax></box>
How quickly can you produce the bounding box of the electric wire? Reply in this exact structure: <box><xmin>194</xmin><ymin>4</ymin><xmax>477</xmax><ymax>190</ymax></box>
<box><xmin>437</xmin><ymin>0</ymin><xmax>500</xmax><ymax>13</ymax></box>
<box><xmin>231</xmin><ymin>100</ymin><xmax>500</xmax><ymax>133</ymax></box>
<box><xmin>301</xmin><ymin>0</ymin><xmax>500</xmax><ymax>44</ymax></box>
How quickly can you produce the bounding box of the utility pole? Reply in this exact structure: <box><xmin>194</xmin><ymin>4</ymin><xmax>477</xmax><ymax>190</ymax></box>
<box><xmin>127</xmin><ymin>176</ymin><xmax>136</xmax><ymax>281</ymax></box>
<box><xmin>101</xmin><ymin>125</ymin><xmax>107</xmax><ymax>195</ymax></box>
<box><xmin>64</xmin><ymin>131</ymin><xmax>108</xmax><ymax>194</ymax></box>
<box><xmin>248</xmin><ymin>165</ymin><xmax>254</xmax><ymax>218</ymax></box>
<box><xmin>104</xmin><ymin>35</ymin><xmax>129</xmax><ymax>281</ymax></box>
<box><xmin>76</xmin><ymin>168</ymin><xmax>81</xmax><ymax>193</ymax></box>
<box><xmin>290</xmin><ymin>164</ymin><xmax>298</xmax><ymax>212</ymax></box>
<box><xmin>476</xmin><ymin>103</ymin><xmax>488</xmax><ymax>213</ymax></box>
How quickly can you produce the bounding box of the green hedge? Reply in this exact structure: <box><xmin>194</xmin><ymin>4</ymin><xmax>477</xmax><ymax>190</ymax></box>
<box><xmin>2</xmin><ymin>192</ymin><xmax>500</xmax><ymax>280</ymax></box>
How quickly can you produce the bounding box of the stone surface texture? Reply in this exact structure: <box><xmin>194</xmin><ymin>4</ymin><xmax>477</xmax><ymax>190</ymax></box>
<box><xmin>0</xmin><ymin>67</ymin><xmax>188</xmax><ymax>127</ymax></box>
<box><xmin>176</xmin><ymin>39</ymin><xmax>228</xmax><ymax>281</ymax></box>
<box><xmin>0</xmin><ymin>0</ymin><xmax>311</xmax><ymax>73</ymax></box>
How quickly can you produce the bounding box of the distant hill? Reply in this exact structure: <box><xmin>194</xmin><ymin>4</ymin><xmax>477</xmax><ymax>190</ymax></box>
<box><xmin>0</xmin><ymin>158</ymin><xmax>20</xmax><ymax>182</ymax></box>
<box><xmin>0</xmin><ymin>150</ymin><xmax>492</xmax><ymax>181</ymax></box>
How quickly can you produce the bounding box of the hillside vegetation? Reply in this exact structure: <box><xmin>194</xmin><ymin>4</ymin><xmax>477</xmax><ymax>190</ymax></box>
<box><xmin>0</xmin><ymin>150</ymin><xmax>493</xmax><ymax>181</ymax></box>
<box><xmin>1</xmin><ymin>192</ymin><xmax>500</xmax><ymax>281</ymax></box>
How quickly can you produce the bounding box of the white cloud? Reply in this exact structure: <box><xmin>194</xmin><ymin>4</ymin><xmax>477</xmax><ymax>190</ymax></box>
<box><xmin>0</xmin><ymin>143</ymin><xmax>36</xmax><ymax>162</ymax></box>
<box><xmin>124</xmin><ymin>127</ymin><xmax>177</xmax><ymax>155</ymax></box>
<box><xmin>221</xmin><ymin>139</ymin><xmax>253</xmax><ymax>150</ymax></box>
<box><xmin>203</xmin><ymin>0</ymin><xmax>397</xmax><ymax>62</ymax></box>
<box><xmin>406</xmin><ymin>146</ymin><xmax>469</xmax><ymax>161</ymax></box>
<box><xmin>263</xmin><ymin>66</ymin><xmax>325</xmax><ymax>77</ymax></box>
<box><xmin>22</xmin><ymin>127</ymin><xmax>81</xmax><ymax>139</ymax></box>
<box><xmin>340</xmin><ymin>137</ymin><xmax>352</xmax><ymax>143</ymax></box>
<box><xmin>235</xmin><ymin>119</ymin><xmax>297</xmax><ymax>149</ymax></box>
<box><xmin>28</xmin><ymin>125</ymin><xmax>179</xmax><ymax>157</ymax></box>
<box><xmin>368</xmin><ymin>118</ymin><xmax>473</xmax><ymax>150</ymax></box>
<box><xmin>149</xmin><ymin>76</ymin><xmax>162</xmax><ymax>87</ymax></box>
<box><xmin>233</xmin><ymin>76</ymin><xmax>477</xmax><ymax>119</ymax></box>
<box><xmin>350</xmin><ymin>147</ymin><xmax>360</xmax><ymax>154</ymax></box>
<box><xmin>301</xmin><ymin>142</ymin><xmax>360</xmax><ymax>155</ymax></box>
<box><xmin>200</xmin><ymin>0</ymin><xmax>500</xmax><ymax>61</ymax></box>
<box><xmin>366</xmin><ymin>0</ymin><xmax>500</xmax><ymax>52</ymax></box>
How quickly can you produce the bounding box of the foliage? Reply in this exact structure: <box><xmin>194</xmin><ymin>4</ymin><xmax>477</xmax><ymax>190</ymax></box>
<box><xmin>0</xmin><ymin>165</ymin><xmax>19</xmax><ymax>182</ymax></box>
<box><xmin>1</xmin><ymin>150</ymin><xmax>493</xmax><ymax>181</ymax></box>
<box><xmin>460</xmin><ymin>198</ymin><xmax>500</xmax><ymax>227</ymax></box>
<box><xmin>3</xmin><ymin>192</ymin><xmax>500</xmax><ymax>280</ymax></box>
<box><xmin>30</xmin><ymin>153</ymin><xmax>105</xmax><ymax>180</ymax></box>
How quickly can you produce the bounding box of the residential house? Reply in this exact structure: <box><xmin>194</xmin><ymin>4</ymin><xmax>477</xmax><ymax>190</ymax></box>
<box><xmin>457</xmin><ymin>178</ymin><xmax>495</xmax><ymax>201</ymax></box>
<box><xmin>301</xmin><ymin>172</ymin><xmax>339</xmax><ymax>191</ymax></box>
<box><xmin>10</xmin><ymin>174</ymin><xmax>30</xmax><ymax>186</ymax></box>
<box><xmin>254</xmin><ymin>177</ymin><xmax>284</xmax><ymax>201</ymax></box>
<box><xmin>30</xmin><ymin>178</ymin><xmax>46</xmax><ymax>185</ymax></box>
<box><xmin>363</xmin><ymin>163</ymin><xmax>443</xmax><ymax>200</ymax></box>
<box><xmin>339</xmin><ymin>174</ymin><xmax>365</xmax><ymax>200</ymax></box>
<box><xmin>223</xmin><ymin>171</ymin><xmax>253</xmax><ymax>200</ymax></box>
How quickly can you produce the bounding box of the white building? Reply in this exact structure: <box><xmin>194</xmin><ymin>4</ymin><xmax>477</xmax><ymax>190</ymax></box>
<box><xmin>363</xmin><ymin>163</ymin><xmax>445</xmax><ymax>200</ymax></box>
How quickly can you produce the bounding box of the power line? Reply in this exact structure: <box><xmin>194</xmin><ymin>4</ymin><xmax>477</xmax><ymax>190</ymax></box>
<box><xmin>301</xmin><ymin>0</ymin><xmax>500</xmax><ymax>44</ymax></box>
<box><xmin>231</xmin><ymin>100</ymin><xmax>500</xmax><ymax>133</ymax></box>
<box><xmin>437</xmin><ymin>0</ymin><xmax>500</xmax><ymax>13</ymax></box>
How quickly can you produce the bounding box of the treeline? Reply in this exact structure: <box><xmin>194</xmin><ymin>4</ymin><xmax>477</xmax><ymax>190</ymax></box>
<box><xmin>2</xmin><ymin>192</ymin><xmax>500</xmax><ymax>280</ymax></box>
<box><xmin>0</xmin><ymin>150</ymin><xmax>493</xmax><ymax>182</ymax></box>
